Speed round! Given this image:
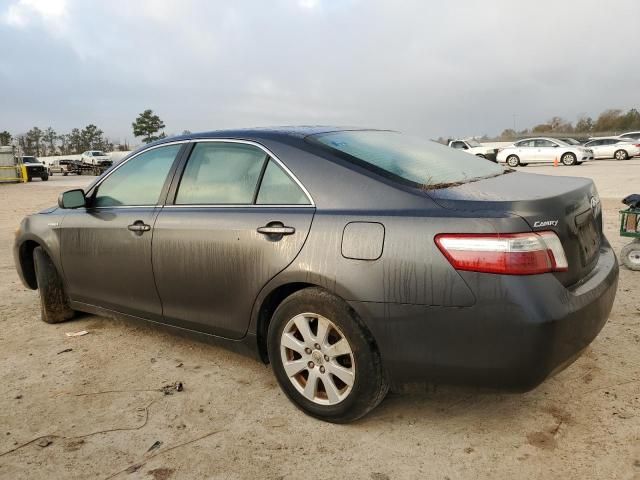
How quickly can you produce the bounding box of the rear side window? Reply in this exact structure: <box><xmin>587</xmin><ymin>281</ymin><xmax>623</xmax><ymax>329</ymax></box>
<box><xmin>176</xmin><ymin>142</ymin><xmax>266</xmax><ymax>204</ymax></box>
<box><xmin>256</xmin><ymin>159</ymin><xmax>310</xmax><ymax>205</ymax></box>
<box><xmin>311</xmin><ymin>130</ymin><xmax>504</xmax><ymax>188</ymax></box>
<box><xmin>93</xmin><ymin>144</ymin><xmax>180</xmax><ymax>207</ymax></box>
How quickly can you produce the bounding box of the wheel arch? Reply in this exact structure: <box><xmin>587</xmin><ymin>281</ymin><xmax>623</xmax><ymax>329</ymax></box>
<box><xmin>17</xmin><ymin>239</ymin><xmax>43</xmax><ymax>289</ymax></box>
<box><xmin>254</xmin><ymin>281</ymin><xmax>317</xmax><ymax>363</ymax></box>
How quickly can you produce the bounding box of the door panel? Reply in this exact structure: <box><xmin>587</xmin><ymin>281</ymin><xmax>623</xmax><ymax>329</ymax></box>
<box><xmin>152</xmin><ymin>207</ymin><xmax>314</xmax><ymax>339</ymax></box>
<box><xmin>59</xmin><ymin>143</ymin><xmax>184</xmax><ymax>319</ymax></box>
<box><xmin>61</xmin><ymin>207</ymin><xmax>162</xmax><ymax>318</ymax></box>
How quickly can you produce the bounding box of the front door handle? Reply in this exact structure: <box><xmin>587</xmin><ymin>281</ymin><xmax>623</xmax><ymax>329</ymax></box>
<box><xmin>128</xmin><ymin>221</ymin><xmax>151</xmax><ymax>234</ymax></box>
<box><xmin>257</xmin><ymin>224</ymin><xmax>295</xmax><ymax>236</ymax></box>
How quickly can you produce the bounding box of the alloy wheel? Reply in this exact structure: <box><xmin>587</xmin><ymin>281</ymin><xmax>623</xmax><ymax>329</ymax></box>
<box><xmin>280</xmin><ymin>313</ymin><xmax>355</xmax><ymax>405</ymax></box>
<box><xmin>561</xmin><ymin>153</ymin><xmax>576</xmax><ymax>166</ymax></box>
<box><xmin>615</xmin><ymin>150</ymin><xmax>628</xmax><ymax>160</ymax></box>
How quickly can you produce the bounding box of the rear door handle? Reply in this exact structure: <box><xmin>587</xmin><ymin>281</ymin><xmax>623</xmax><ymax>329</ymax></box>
<box><xmin>128</xmin><ymin>221</ymin><xmax>151</xmax><ymax>234</ymax></box>
<box><xmin>257</xmin><ymin>225</ymin><xmax>296</xmax><ymax>236</ymax></box>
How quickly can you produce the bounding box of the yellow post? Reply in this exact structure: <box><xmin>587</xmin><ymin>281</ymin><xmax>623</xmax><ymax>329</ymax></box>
<box><xmin>20</xmin><ymin>164</ymin><xmax>28</xmax><ymax>182</ymax></box>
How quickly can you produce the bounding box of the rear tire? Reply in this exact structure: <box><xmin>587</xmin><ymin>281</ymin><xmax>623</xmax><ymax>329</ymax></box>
<box><xmin>506</xmin><ymin>155</ymin><xmax>520</xmax><ymax>167</ymax></box>
<box><xmin>33</xmin><ymin>247</ymin><xmax>75</xmax><ymax>323</ymax></box>
<box><xmin>614</xmin><ymin>149</ymin><xmax>628</xmax><ymax>161</ymax></box>
<box><xmin>561</xmin><ymin>152</ymin><xmax>577</xmax><ymax>166</ymax></box>
<box><xmin>621</xmin><ymin>241</ymin><xmax>640</xmax><ymax>271</ymax></box>
<box><xmin>267</xmin><ymin>287</ymin><xmax>388</xmax><ymax>423</ymax></box>
<box><xmin>41</xmin><ymin>172</ymin><xmax>49</xmax><ymax>181</ymax></box>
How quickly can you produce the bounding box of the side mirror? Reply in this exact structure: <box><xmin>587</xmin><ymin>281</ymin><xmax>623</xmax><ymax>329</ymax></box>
<box><xmin>58</xmin><ymin>189</ymin><xmax>86</xmax><ymax>209</ymax></box>
<box><xmin>461</xmin><ymin>145</ymin><xmax>469</xmax><ymax>150</ymax></box>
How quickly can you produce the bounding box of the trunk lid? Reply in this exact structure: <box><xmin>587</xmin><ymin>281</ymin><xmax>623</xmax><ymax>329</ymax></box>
<box><xmin>428</xmin><ymin>171</ymin><xmax>602</xmax><ymax>287</ymax></box>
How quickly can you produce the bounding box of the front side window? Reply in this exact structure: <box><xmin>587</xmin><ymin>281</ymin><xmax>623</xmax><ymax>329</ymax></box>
<box><xmin>93</xmin><ymin>144</ymin><xmax>180</xmax><ymax>207</ymax></box>
<box><xmin>516</xmin><ymin>140</ymin><xmax>534</xmax><ymax>148</ymax></box>
<box><xmin>451</xmin><ymin>141</ymin><xmax>467</xmax><ymax>149</ymax></box>
<box><xmin>176</xmin><ymin>142</ymin><xmax>267</xmax><ymax>204</ymax></box>
<box><xmin>535</xmin><ymin>139</ymin><xmax>555</xmax><ymax>147</ymax></box>
<box><xmin>256</xmin><ymin>159</ymin><xmax>310</xmax><ymax>205</ymax></box>
<box><xmin>311</xmin><ymin>130</ymin><xmax>504</xmax><ymax>188</ymax></box>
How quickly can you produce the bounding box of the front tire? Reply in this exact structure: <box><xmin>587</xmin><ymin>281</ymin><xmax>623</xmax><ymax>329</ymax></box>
<box><xmin>506</xmin><ymin>155</ymin><xmax>520</xmax><ymax>167</ymax></box>
<box><xmin>614</xmin><ymin>149</ymin><xmax>628</xmax><ymax>161</ymax></box>
<box><xmin>33</xmin><ymin>247</ymin><xmax>75</xmax><ymax>323</ymax></box>
<box><xmin>561</xmin><ymin>152</ymin><xmax>577</xmax><ymax>166</ymax></box>
<box><xmin>267</xmin><ymin>288</ymin><xmax>388</xmax><ymax>423</ymax></box>
<box><xmin>41</xmin><ymin>172</ymin><xmax>49</xmax><ymax>181</ymax></box>
<box><xmin>621</xmin><ymin>241</ymin><xmax>640</xmax><ymax>271</ymax></box>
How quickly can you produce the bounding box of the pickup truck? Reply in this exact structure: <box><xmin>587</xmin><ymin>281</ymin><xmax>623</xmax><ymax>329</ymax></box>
<box><xmin>447</xmin><ymin>139</ymin><xmax>498</xmax><ymax>162</ymax></box>
<box><xmin>21</xmin><ymin>156</ymin><xmax>49</xmax><ymax>181</ymax></box>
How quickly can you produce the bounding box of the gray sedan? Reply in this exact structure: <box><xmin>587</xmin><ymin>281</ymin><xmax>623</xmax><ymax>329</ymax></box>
<box><xmin>14</xmin><ymin>127</ymin><xmax>618</xmax><ymax>422</ymax></box>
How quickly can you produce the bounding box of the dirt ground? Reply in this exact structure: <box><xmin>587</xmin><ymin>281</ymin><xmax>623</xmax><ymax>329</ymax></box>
<box><xmin>1</xmin><ymin>161</ymin><xmax>639</xmax><ymax>480</ymax></box>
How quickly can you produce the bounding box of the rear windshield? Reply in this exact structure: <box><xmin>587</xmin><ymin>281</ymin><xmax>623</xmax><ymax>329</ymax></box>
<box><xmin>310</xmin><ymin>130</ymin><xmax>505</xmax><ymax>188</ymax></box>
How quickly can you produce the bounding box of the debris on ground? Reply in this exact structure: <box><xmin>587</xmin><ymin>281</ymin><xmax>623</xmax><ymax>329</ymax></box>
<box><xmin>160</xmin><ymin>382</ymin><xmax>183</xmax><ymax>395</ymax></box>
<box><xmin>37</xmin><ymin>438</ymin><xmax>52</xmax><ymax>448</ymax></box>
<box><xmin>57</xmin><ymin>348</ymin><xmax>73</xmax><ymax>354</ymax></box>
<box><xmin>125</xmin><ymin>463</ymin><xmax>143</xmax><ymax>474</ymax></box>
<box><xmin>146</xmin><ymin>440</ymin><xmax>162</xmax><ymax>453</ymax></box>
<box><xmin>176</xmin><ymin>363</ymin><xmax>183</xmax><ymax>368</ymax></box>
<box><xmin>65</xmin><ymin>330</ymin><xmax>89</xmax><ymax>337</ymax></box>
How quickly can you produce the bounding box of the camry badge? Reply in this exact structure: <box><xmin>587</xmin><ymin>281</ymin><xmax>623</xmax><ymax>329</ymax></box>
<box><xmin>533</xmin><ymin>220</ymin><xmax>558</xmax><ymax>228</ymax></box>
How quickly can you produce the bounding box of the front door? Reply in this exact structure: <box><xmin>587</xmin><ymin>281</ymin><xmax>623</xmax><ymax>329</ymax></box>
<box><xmin>534</xmin><ymin>139</ymin><xmax>558</xmax><ymax>162</ymax></box>
<box><xmin>152</xmin><ymin>141</ymin><xmax>315</xmax><ymax>339</ymax></box>
<box><xmin>60</xmin><ymin>143</ymin><xmax>184</xmax><ymax>319</ymax></box>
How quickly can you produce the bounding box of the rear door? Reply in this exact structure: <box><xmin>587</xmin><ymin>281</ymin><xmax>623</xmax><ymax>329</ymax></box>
<box><xmin>516</xmin><ymin>139</ymin><xmax>537</xmax><ymax>162</ymax></box>
<box><xmin>60</xmin><ymin>143</ymin><xmax>185</xmax><ymax>319</ymax></box>
<box><xmin>152</xmin><ymin>140</ymin><xmax>315</xmax><ymax>339</ymax></box>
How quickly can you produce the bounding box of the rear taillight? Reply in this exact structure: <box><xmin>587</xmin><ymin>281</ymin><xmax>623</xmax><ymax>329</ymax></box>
<box><xmin>435</xmin><ymin>231</ymin><xmax>568</xmax><ymax>275</ymax></box>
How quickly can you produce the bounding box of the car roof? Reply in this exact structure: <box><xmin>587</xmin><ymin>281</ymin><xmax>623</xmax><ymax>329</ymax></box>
<box><xmin>146</xmin><ymin>126</ymin><xmax>381</xmax><ymax>147</ymax></box>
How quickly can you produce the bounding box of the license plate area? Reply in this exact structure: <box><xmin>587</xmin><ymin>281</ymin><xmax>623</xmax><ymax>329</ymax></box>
<box><xmin>576</xmin><ymin>213</ymin><xmax>599</xmax><ymax>266</ymax></box>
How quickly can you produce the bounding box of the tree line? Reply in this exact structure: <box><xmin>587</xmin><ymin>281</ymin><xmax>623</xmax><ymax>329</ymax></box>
<box><xmin>0</xmin><ymin>109</ymin><xmax>167</xmax><ymax>156</ymax></box>
<box><xmin>500</xmin><ymin>108</ymin><xmax>640</xmax><ymax>139</ymax></box>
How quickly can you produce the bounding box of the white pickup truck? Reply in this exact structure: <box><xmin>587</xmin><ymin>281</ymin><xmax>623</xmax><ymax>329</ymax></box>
<box><xmin>447</xmin><ymin>139</ymin><xmax>498</xmax><ymax>162</ymax></box>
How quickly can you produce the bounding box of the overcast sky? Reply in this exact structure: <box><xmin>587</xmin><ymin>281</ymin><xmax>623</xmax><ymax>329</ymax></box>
<box><xmin>1</xmin><ymin>0</ymin><xmax>639</xmax><ymax>142</ymax></box>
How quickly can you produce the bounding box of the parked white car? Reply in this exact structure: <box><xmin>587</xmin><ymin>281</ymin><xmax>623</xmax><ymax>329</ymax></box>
<box><xmin>447</xmin><ymin>139</ymin><xmax>498</xmax><ymax>161</ymax></box>
<box><xmin>80</xmin><ymin>150</ymin><xmax>111</xmax><ymax>166</ymax></box>
<box><xmin>584</xmin><ymin>137</ymin><xmax>640</xmax><ymax>160</ymax></box>
<box><xmin>618</xmin><ymin>131</ymin><xmax>640</xmax><ymax>141</ymax></box>
<box><xmin>496</xmin><ymin>137</ymin><xmax>593</xmax><ymax>167</ymax></box>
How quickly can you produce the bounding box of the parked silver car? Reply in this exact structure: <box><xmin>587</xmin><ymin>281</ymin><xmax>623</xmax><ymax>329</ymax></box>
<box><xmin>496</xmin><ymin>137</ymin><xmax>593</xmax><ymax>167</ymax></box>
<box><xmin>584</xmin><ymin>137</ymin><xmax>640</xmax><ymax>160</ymax></box>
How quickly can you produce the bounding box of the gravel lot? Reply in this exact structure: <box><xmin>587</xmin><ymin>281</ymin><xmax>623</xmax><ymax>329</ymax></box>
<box><xmin>1</xmin><ymin>161</ymin><xmax>639</xmax><ymax>480</ymax></box>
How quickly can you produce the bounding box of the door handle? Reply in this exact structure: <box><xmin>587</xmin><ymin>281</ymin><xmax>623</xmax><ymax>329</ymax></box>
<box><xmin>128</xmin><ymin>221</ymin><xmax>151</xmax><ymax>234</ymax></box>
<box><xmin>257</xmin><ymin>224</ymin><xmax>295</xmax><ymax>236</ymax></box>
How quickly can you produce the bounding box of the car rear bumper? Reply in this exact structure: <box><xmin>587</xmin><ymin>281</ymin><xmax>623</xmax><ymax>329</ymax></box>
<box><xmin>350</xmin><ymin>240</ymin><xmax>618</xmax><ymax>390</ymax></box>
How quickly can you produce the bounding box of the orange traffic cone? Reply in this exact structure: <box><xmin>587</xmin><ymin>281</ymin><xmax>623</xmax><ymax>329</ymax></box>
<box><xmin>553</xmin><ymin>156</ymin><xmax>558</xmax><ymax>167</ymax></box>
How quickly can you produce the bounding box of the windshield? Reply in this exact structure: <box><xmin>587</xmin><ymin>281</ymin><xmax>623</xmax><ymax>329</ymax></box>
<box><xmin>22</xmin><ymin>157</ymin><xmax>37</xmax><ymax>163</ymax></box>
<box><xmin>92</xmin><ymin>151</ymin><xmax>107</xmax><ymax>156</ymax></box>
<box><xmin>310</xmin><ymin>130</ymin><xmax>505</xmax><ymax>188</ymax></box>
<box><xmin>560</xmin><ymin>138</ymin><xmax>580</xmax><ymax>145</ymax></box>
<box><xmin>466</xmin><ymin>139</ymin><xmax>482</xmax><ymax>147</ymax></box>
